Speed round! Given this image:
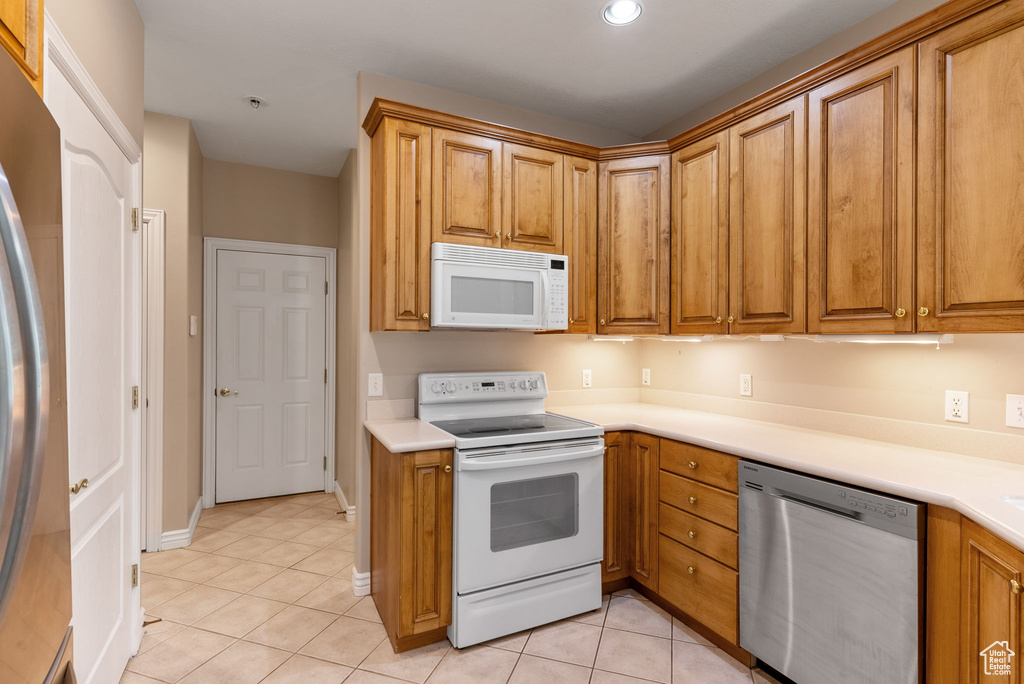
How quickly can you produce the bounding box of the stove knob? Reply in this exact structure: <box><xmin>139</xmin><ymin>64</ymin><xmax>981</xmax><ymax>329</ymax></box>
<box><xmin>529</xmin><ymin>378</ymin><xmax>540</xmax><ymax>390</ymax></box>
<box><xmin>519</xmin><ymin>379</ymin><xmax>528</xmax><ymax>390</ymax></box>
<box><xmin>445</xmin><ymin>381</ymin><xmax>457</xmax><ymax>393</ymax></box>
<box><xmin>431</xmin><ymin>381</ymin><xmax>441</xmax><ymax>394</ymax></box>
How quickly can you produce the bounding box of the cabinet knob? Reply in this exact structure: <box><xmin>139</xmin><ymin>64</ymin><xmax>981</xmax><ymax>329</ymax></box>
<box><xmin>688</xmin><ymin>530</ymin><xmax>696</xmax><ymax>539</ymax></box>
<box><xmin>600</xmin><ymin>319</ymin><xmax>606</xmax><ymax>326</ymax></box>
<box><xmin>918</xmin><ymin>306</ymin><xmax>930</xmax><ymax>317</ymax></box>
<box><xmin>493</xmin><ymin>231</ymin><xmax>500</xmax><ymax>239</ymax></box>
<box><xmin>569</xmin><ymin>318</ymin><xmax>574</xmax><ymax>324</ymax></box>
<box><xmin>505</xmin><ymin>233</ymin><xmax>511</xmax><ymax>240</ymax></box>
<box><xmin>444</xmin><ymin>465</ymin><xmax>452</xmax><ymax>473</ymax></box>
<box><xmin>688</xmin><ymin>496</ymin><xmax>697</xmax><ymax>505</ymax></box>
<box><xmin>69</xmin><ymin>478</ymin><xmax>89</xmax><ymax>495</ymax></box>
<box><xmin>422</xmin><ymin>312</ymin><xmax>429</xmax><ymax>320</ymax></box>
<box><xmin>895</xmin><ymin>308</ymin><xmax>907</xmax><ymax>318</ymax></box>
<box><xmin>1012</xmin><ymin>579</ymin><xmax>1022</xmax><ymax>595</ymax></box>
<box><xmin>687</xmin><ymin>566</ymin><xmax>696</xmax><ymax>575</ymax></box>
<box><xmin>688</xmin><ymin>461</ymin><xmax>698</xmax><ymax>469</ymax></box>
<box><xmin>715</xmin><ymin>316</ymin><xmax>722</xmax><ymax>324</ymax></box>
<box><xmin>727</xmin><ymin>315</ymin><xmax>735</xmax><ymax>324</ymax></box>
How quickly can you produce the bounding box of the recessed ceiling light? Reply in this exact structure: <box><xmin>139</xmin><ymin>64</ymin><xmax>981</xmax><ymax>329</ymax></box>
<box><xmin>603</xmin><ymin>0</ymin><xmax>643</xmax><ymax>26</ymax></box>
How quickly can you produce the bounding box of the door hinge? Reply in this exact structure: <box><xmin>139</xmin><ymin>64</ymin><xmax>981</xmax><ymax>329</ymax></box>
<box><xmin>131</xmin><ymin>208</ymin><xmax>139</xmax><ymax>232</ymax></box>
<box><xmin>323</xmin><ymin>456</ymin><xmax>327</xmax><ymax>471</ymax></box>
<box><xmin>324</xmin><ymin>369</ymin><xmax>327</xmax><ymax>384</ymax></box>
<box><xmin>131</xmin><ymin>385</ymin><xmax>139</xmax><ymax>409</ymax></box>
<box><xmin>131</xmin><ymin>564</ymin><xmax>139</xmax><ymax>587</ymax></box>
<box><xmin>325</xmin><ymin>281</ymin><xmax>328</xmax><ymax>295</ymax></box>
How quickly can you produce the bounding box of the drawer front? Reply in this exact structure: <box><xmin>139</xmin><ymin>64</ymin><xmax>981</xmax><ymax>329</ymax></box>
<box><xmin>660</xmin><ymin>440</ymin><xmax>738</xmax><ymax>492</ymax></box>
<box><xmin>659</xmin><ymin>534</ymin><xmax>738</xmax><ymax>644</ymax></box>
<box><xmin>660</xmin><ymin>503</ymin><xmax>738</xmax><ymax>569</ymax></box>
<box><xmin>660</xmin><ymin>471</ymin><xmax>738</xmax><ymax>531</ymax></box>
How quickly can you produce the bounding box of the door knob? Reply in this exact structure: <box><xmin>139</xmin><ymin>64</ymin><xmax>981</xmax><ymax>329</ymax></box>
<box><xmin>218</xmin><ymin>388</ymin><xmax>238</xmax><ymax>397</ymax></box>
<box><xmin>69</xmin><ymin>478</ymin><xmax>89</xmax><ymax>495</ymax></box>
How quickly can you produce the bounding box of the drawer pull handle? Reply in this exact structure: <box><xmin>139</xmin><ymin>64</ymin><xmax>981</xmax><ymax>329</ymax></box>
<box><xmin>688</xmin><ymin>530</ymin><xmax>696</xmax><ymax>539</ymax></box>
<box><xmin>895</xmin><ymin>307</ymin><xmax>906</xmax><ymax>318</ymax></box>
<box><xmin>918</xmin><ymin>306</ymin><xmax>930</xmax><ymax>317</ymax></box>
<box><xmin>688</xmin><ymin>496</ymin><xmax>697</xmax><ymax>505</ymax></box>
<box><xmin>1012</xmin><ymin>579</ymin><xmax>1022</xmax><ymax>595</ymax></box>
<box><xmin>687</xmin><ymin>566</ymin><xmax>696</xmax><ymax>575</ymax></box>
<box><xmin>688</xmin><ymin>461</ymin><xmax>698</xmax><ymax>469</ymax></box>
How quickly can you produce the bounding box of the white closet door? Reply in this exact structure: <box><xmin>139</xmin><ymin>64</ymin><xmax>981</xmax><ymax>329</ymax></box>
<box><xmin>215</xmin><ymin>250</ymin><xmax>327</xmax><ymax>502</ymax></box>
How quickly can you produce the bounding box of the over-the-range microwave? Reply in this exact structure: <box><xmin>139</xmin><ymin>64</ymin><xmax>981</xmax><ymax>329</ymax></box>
<box><xmin>430</xmin><ymin>243</ymin><xmax>568</xmax><ymax>331</ymax></box>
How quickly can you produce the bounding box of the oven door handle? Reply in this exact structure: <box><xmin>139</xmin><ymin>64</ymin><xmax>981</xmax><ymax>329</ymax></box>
<box><xmin>460</xmin><ymin>446</ymin><xmax>602</xmax><ymax>471</ymax></box>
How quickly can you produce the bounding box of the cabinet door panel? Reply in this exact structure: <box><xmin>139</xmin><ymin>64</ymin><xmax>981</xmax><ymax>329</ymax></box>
<box><xmin>729</xmin><ymin>97</ymin><xmax>806</xmax><ymax>334</ymax></box>
<box><xmin>598</xmin><ymin>156</ymin><xmax>670</xmax><ymax>335</ymax></box>
<box><xmin>919</xmin><ymin>3</ymin><xmax>1024</xmax><ymax>331</ymax></box>
<box><xmin>631</xmin><ymin>433</ymin><xmax>659</xmax><ymax>590</ymax></box>
<box><xmin>808</xmin><ymin>48</ymin><xmax>915</xmax><ymax>333</ymax></box>
<box><xmin>370</xmin><ymin>118</ymin><xmax>431</xmax><ymax>331</ymax></box>
<box><xmin>671</xmin><ymin>132</ymin><xmax>729</xmax><ymax>334</ymax></box>
<box><xmin>602</xmin><ymin>432</ymin><xmax>630</xmax><ymax>583</ymax></box>
<box><xmin>503</xmin><ymin>143</ymin><xmax>562</xmax><ymax>253</ymax></box>
<box><xmin>432</xmin><ymin>129</ymin><xmax>502</xmax><ymax>247</ymax></box>
<box><xmin>564</xmin><ymin>156</ymin><xmax>598</xmax><ymax>334</ymax></box>
<box><xmin>0</xmin><ymin>0</ymin><xmax>41</xmax><ymax>93</ymax></box>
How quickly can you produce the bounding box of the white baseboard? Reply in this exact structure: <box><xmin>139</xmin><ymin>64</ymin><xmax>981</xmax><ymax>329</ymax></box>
<box><xmin>160</xmin><ymin>497</ymin><xmax>203</xmax><ymax>551</ymax></box>
<box><xmin>334</xmin><ymin>481</ymin><xmax>356</xmax><ymax>522</ymax></box>
<box><xmin>352</xmin><ymin>567</ymin><xmax>370</xmax><ymax>597</ymax></box>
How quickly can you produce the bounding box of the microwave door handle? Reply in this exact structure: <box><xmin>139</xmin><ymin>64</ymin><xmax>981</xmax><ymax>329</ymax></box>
<box><xmin>538</xmin><ymin>270</ymin><xmax>549</xmax><ymax>328</ymax></box>
<box><xmin>459</xmin><ymin>445</ymin><xmax>602</xmax><ymax>471</ymax></box>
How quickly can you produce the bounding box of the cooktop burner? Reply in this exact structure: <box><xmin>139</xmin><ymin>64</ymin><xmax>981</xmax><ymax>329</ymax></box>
<box><xmin>430</xmin><ymin>413</ymin><xmax>587</xmax><ymax>440</ymax></box>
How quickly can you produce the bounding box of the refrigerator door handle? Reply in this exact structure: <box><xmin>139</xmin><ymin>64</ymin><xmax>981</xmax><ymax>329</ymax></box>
<box><xmin>0</xmin><ymin>158</ymin><xmax>48</xmax><ymax>624</ymax></box>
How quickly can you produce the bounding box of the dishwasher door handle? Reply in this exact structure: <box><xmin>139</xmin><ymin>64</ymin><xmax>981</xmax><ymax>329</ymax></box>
<box><xmin>777</xmin><ymin>492</ymin><xmax>859</xmax><ymax>521</ymax></box>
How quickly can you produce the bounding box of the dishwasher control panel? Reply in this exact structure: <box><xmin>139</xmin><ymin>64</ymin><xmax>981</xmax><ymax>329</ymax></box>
<box><xmin>838</xmin><ymin>490</ymin><xmax>909</xmax><ymax>519</ymax></box>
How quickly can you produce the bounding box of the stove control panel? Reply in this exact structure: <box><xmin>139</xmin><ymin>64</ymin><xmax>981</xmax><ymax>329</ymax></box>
<box><xmin>419</xmin><ymin>372</ymin><xmax>547</xmax><ymax>402</ymax></box>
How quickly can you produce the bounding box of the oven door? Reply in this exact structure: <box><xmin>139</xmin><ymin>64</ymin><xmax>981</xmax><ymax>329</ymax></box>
<box><xmin>455</xmin><ymin>439</ymin><xmax>603</xmax><ymax>594</ymax></box>
<box><xmin>432</xmin><ymin>260</ymin><xmax>547</xmax><ymax>329</ymax></box>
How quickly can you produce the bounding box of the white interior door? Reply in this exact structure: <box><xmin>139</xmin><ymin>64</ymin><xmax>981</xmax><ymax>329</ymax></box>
<box><xmin>45</xmin><ymin>57</ymin><xmax>141</xmax><ymax>684</ymax></box>
<box><xmin>215</xmin><ymin>250</ymin><xmax>327</xmax><ymax>502</ymax></box>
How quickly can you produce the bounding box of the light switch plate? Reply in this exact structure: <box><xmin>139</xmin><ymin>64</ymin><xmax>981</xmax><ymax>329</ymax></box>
<box><xmin>1007</xmin><ymin>394</ymin><xmax>1024</xmax><ymax>429</ymax></box>
<box><xmin>642</xmin><ymin>368</ymin><xmax>651</xmax><ymax>386</ymax></box>
<box><xmin>740</xmin><ymin>374</ymin><xmax>752</xmax><ymax>397</ymax></box>
<box><xmin>945</xmin><ymin>390</ymin><xmax>969</xmax><ymax>423</ymax></box>
<box><xmin>582</xmin><ymin>369</ymin><xmax>592</xmax><ymax>388</ymax></box>
<box><xmin>368</xmin><ymin>373</ymin><xmax>383</xmax><ymax>397</ymax></box>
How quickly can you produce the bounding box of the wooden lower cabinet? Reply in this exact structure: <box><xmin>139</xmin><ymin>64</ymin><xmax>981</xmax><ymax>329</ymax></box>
<box><xmin>630</xmin><ymin>432</ymin><xmax>660</xmax><ymax>590</ymax></box>
<box><xmin>659</xmin><ymin>534</ymin><xmax>739</xmax><ymax>644</ymax></box>
<box><xmin>370</xmin><ymin>437</ymin><xmax>453</xmax><ymax>652</ymax></box>
<box><xmin>602</xmin><ymin>431</ymin><xmax>631</xmax><ymax>584</ymax></box>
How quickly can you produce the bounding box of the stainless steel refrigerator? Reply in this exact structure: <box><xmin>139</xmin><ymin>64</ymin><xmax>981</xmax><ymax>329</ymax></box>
<box><xmin>0</xmin><ymin>50</ymin><xmax>75</xmax><ymax>684</ymax></box>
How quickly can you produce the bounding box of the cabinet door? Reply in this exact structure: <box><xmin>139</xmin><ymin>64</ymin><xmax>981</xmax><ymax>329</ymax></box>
<box><xmin>400</xmin><ymin>449</ymin><xmax>453</xmax><ymax>638</ymax></box>
<box><xmin>961</xmin><ymin>520</ymin><xmax>1024</xmax><ymax>683</ymax></box>
<box><xmin>503</xmin><ymin>143</ymin><xmax>563</xmax><ymax>253</ymax></box>
<box><xmin>598</xmin><ymin>155</ymin><xmax>671</xmax><ymax>335</ymax></box>
<box><xmin>671</xmin><ymin>132</ymin><xmax>730</xmax><ymax>335</ymax></box>
<box><xmin>728</xmin><ymin>97</ymin><xmax>807</xmax><ymax>334</ymax></box>
<box><xmin>0</xmin><ymin>0</ymin><xmax>42</xmax><ymax>94</ymax></box>
<box><xmin>630</xmin><ymin>432</ymin><xmax>659</xmax><ymax>590</ymax></box>
<box><xmin>808</xmin><ymin>48</ymin><xmax>915</xmax><ymax>334</ymax></box>
<box><xmin>602</xmin><ymin>432</ymin><xmax>630</xmax><ymax>584</ymax></box>
<box><xmin>370</xmin><ymin>118</ymin><xmax>431</xmax><ymax>331</ymax></box>
<box><xmin>918</xmin><ymin>2</ymin><xmax>1024</xmax><ymax>332</ymax></box>
<box><xmin>432</xmin><ymin>129</ymin><xmax>502</xmax><ymax>247</ymax></box>
<box><xmin>564</xmin><ymin>156</ymin><xmax>598</xmax><ymax>334</ymax></box>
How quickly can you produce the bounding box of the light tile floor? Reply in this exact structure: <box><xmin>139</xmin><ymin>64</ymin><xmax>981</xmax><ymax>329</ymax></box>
<box><xmin>123</xmin><ymin>493</ymin><xmax>780</xmax><ymax>684</ymax></box>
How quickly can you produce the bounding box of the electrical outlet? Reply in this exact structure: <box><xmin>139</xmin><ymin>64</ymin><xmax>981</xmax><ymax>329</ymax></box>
<box><xmin>582</xmin><ymin>369</ymin><xmax>592</xmax><ymax>388</ymax></box>
<box><xmin>642</xmin><ymin>368</ymin><xmax>651</xmax><ymax>386</ymax></box>
<box><xmin>368</xmin><ymin>373</ymin><xmax>383</xmax><ymax>397</ymax></box>
<box><xmin>740</xmin><ymin>374</ymin><xmax>752</xmax><ymax>397</ymax></box>
<box><xmin>945</xmin><ymin>390</ymin><xmax>969</xmax><ymax>423</ymax></box>
<box><xmin>1007</xmin><ymin>394</ymin><xmax>1024</xmax><ymax>429</ymax></box>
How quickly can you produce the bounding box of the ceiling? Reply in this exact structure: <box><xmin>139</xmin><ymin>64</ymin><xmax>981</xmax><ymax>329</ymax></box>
<box><xmin>137</xmin><ymin>0</ymin><xmax>903</xmax><ymax>177</ymax></box>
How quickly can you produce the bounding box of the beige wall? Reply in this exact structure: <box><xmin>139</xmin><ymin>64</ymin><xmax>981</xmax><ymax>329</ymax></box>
<box><xmin>47</xmin><ymin>0</ymin><xmax>145</xmax><ymax>147</ymax></box>
<box><xmin>336</xmin><ymin>151</ymin><xmax>358</xmax><ymax>505</ymax></box>
<box><xmin>644</xmin><ymin>0</ymin><xmax>949</xmax><ymax>141</ymax></box>
<box><xmin>143</xmin><ymin>112</ymin><xmax>204</xmax><ymax>531</ymax></box>
<box><xmin>203</xmin><ymin>159</ymin><xmax>339</xmax><ymax>248</ymax></box>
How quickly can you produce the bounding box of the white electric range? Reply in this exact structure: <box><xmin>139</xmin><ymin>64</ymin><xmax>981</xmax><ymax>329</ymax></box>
<box><xmin>418</xmin><ymin>371</ymin><xmax>605</xmax><ymax>648</ymax></box>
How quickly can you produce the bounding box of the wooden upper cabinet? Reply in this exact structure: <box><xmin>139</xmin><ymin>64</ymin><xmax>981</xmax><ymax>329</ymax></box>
<box><xmin>503</xmin><ymin>143</ymin><xmax>563</xmax><ymax>253</ymax></box>
<box><xmin>918</xmin><ymin>1</ymin><xmax>1024</xmax><ymax>332</ymax></box>
<box><xmin>0</xmin><ymin>0</ymin><xmax>42</xmax><ymax>95</ymax></box>
<box><xmin>808</xmin><ymin>48</ymin><xmax>916</xmax><ymax>334</ymax></box>
<box><xmin>728</xmin><ymin>96</ymin><xmax>807</xmax><ymax>334</ymax></box>
<box><xmin>960</xmin><ymin>519</ymin><xmax>1024</xmax><ymax>683</ymax></box>
<box><xmin>671</xmin><ymin>132</ymin><xmax>730</xmax><ymax>335</ymax></box>
<box><xmin>432</xmin><ymin>129</ymin><xmax>502</xmax><ymax>247</ymax></box>
<box><xmin>370</xmin><ymin>118</ymin><xmax>432</xmax><ymax>332</ymax></box>
<box><xmin>598</xmin><ymin>155</ymin><xmax>671</xmax><ymax>335</ymax></box>
<box><xmin>564</xmin><ymin>155</ymin><xmax>599</xmax><ymax>334</ymax></box>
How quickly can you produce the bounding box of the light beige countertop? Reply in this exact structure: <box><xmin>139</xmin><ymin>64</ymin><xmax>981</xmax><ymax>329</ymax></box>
<box><xmin>365</xmin><ymin>402</ymin><xmax>1024</xmax><ymax>548</ymax></box>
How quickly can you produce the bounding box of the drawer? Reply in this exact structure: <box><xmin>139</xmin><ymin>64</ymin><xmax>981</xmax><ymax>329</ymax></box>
<box><xmin>660</xmin><ymin>440</ymin><xmax>737</xmax><ymax>492</ymax></box>
<box><xmin>659</xmin><ymin>471</ymin><xmax>738</xmax><ymax>531</ymax></box>
<box><xmin>659</xmin><ymin>534</ymin><xmax>738</xmax><ymax>644</ymax></box>
<box><xmin>660</xmin><ymin>503</ymin><xmax>738</xmax><ymax>569</ymax></box>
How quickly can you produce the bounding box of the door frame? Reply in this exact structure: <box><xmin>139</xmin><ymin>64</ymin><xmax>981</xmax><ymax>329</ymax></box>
<box><xmin>202</xmin><ymin>237</ymin><xmax>337</xmax><ymax>509</ymax></box>
<box><xmin>141</xmin><ymin>210</ymin><xmax>165</xmax><ymax>550</ymax></box>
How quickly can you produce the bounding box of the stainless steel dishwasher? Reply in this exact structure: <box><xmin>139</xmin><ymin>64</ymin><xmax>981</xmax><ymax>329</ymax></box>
<box><xmin>738</xmin><ymin>461</ymin><xmax>924</xmax><ymax>684</ymax></box>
